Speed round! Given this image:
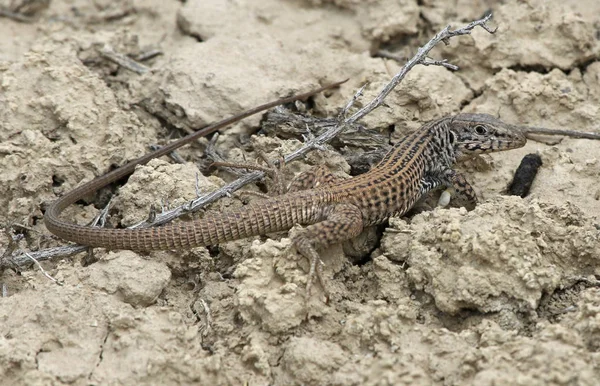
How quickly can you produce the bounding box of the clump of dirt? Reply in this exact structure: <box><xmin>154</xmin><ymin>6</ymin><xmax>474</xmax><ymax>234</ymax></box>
<box><xmin>1</xmin><ymin>0</ymin><xmax>599</xmax><ymax>385</ymax></box>
<box><xmin>383</xmin><ymin>197</ymin><xmax>599</xmax><ymax>314</ymax></box>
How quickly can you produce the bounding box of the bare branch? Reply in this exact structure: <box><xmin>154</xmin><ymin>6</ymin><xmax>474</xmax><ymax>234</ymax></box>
<box><xmin>523</xmin><ymin>126</ymin><xmax>600</xmax><ymax>140</ymax></box>
<box><xmin>91</xmin><ymin>197</ymin><xmax>114</xmax><ymax>228</ymax></box>
<box><xmin>136</xmin><ymin>49</ymin><xmax>163</xmax><ymax>62</ymax></box>
<box><xmin>421</xmin><ymin>57</ymin><xmax>459</xmax><ymax>71</ymax></box>
<box><xmin>338</xmin><ymin>82</ymin><xmax>368</xmax><ymax>121</ymax></box>
<box><xmin>0</xmin><ymin>8</ymin><xmax>34</xmax><ymax>22</ymax></box>
<box><xmin>100</xmin><ymin>45</ymin><xmax>150</xmax><ymax>74</ymax></box>
<box><xmin>149</xmin><ymin>144</ymin><xmax>187</xmax><ymax>164</ymax></box>
<box><xmin>263</xmin><ymin>108</ymin><xmax>387</xmax><ymax>150</ymax></box>
<box><xmin>346</xmin><ymin>14</ymin><xmax>494</xmax><ymax>125</ymax></box>
<box><xmin>9</xmin><ymin>245</ymin><xmax>88</xmax><ymax>266</ymax></box>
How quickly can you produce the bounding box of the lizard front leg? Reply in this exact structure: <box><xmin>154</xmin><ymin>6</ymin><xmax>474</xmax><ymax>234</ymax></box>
<box><xmin>291</xmin><ymin>203</ymin><xmax>363</xmax><ymax>297</ymax></box>
<box><xmin>419</xmin><ymin>169</ymin><xmax>477</xmax><ymax>208</ymax></box>
<box><xmin>443</xmin><ymin>169</ymin><xmax>478</xmax><ymax>203</ymax></box>
<box><xmin>437</xmin><ymin>169</ymin><xmax>478</xmax><ymax>207</ymax></box>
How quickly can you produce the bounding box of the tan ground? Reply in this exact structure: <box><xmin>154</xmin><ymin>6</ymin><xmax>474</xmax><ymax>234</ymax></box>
<box><xmin>1</xmin><ymin>0</ymin><xmax>600</xmax><ymax>385</ymax></box>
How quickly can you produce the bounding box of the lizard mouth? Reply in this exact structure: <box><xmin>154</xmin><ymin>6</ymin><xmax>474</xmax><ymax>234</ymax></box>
<box><xmin>460</xmin><ymin>138</ymin><xmax>526</xmax><ymax>152</ymax></box>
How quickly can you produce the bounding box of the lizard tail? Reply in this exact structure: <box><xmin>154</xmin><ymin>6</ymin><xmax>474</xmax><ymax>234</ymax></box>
<box><xmin>45</xmin><ymin>194</ymin><xmax>325</xmax><ymax>250</ymax></box>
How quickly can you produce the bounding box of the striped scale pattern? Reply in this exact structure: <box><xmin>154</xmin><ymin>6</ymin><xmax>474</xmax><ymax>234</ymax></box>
<box><xmin>45</xmin><ymin>113</ymin><xmax>526</xmax><ymax>251</ymax></box>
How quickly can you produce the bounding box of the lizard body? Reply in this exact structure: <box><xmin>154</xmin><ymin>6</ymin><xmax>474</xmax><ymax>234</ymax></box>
<box><xmin>44</xmin><ymin>110</ymin><xmax>527</xmax><ymax>293</ymax></box>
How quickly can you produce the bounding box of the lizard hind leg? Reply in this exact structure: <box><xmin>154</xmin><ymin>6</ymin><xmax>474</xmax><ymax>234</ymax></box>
<box><xmin>288</xmin><ymin>164</ymin><xmax>345</xmax><ymax>192</ymax></box>
<box><xmin>210</xmin><ymin>151</ymin><xmax>288</xmax><ymax>196</ymax></box>
<box><xmin>212</xmin><ymin>158</ymin><xmax>343</xmax><ymax>196</ymax></box>
<box><xmin>291</xmin><ymin>203</ymin><xmax>364</xmax><ymax>298</ymax></box>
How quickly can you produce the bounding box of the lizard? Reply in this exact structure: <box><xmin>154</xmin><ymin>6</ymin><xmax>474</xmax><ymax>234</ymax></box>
<box><xmin>44</xmin><ymin>107</ymin><xmax>527</xmax><ymax>295</ymax></box>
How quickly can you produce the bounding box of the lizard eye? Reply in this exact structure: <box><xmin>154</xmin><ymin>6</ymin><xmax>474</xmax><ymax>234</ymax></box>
<box><xmin>474</xmin><ymin>125</ymin><xmax>487</xmax><ymax>135</ymax></box>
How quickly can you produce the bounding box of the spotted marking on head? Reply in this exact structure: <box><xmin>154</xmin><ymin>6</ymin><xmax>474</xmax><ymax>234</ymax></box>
<box><xmin>449</xmin><ymin>113</ymin><xmax>527</xmax><ymax>155</ymax></box>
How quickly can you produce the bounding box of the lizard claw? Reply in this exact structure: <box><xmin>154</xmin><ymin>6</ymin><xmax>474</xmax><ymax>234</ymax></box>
<box><xmin>305</xmin><ymin>255</ymin><xmax>329</xmax><ymax>301</ymax></box>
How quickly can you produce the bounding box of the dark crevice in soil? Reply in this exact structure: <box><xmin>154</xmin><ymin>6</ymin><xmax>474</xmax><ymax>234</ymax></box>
<box><xmin>573</xmin><ymin>56</ymin><xmax>600</xmax><ymax>74</ymax></box>
<box><xmin>538</xmin><ymin>280</ymin><xmax>597</xmax><ymax>323</ymax></box>
<box><xmin>506</xmin><ymin>64</ymin><xmax>552</xmax><ymax>75</ymax></box>
<box><xmin>89</xmin><ymin>326</ymin><xmax>111</xmax><ymax>380</ymax></box>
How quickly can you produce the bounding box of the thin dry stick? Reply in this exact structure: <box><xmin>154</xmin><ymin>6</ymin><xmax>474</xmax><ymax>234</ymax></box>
<box><xmin>136</xmin><ymin>49</ymin><xmax>163</xmax><ymax>62</ymax></box>
<box><xmin>100</xmin><ymin>45</ymin><xmax>150</xmax><ymax>74</ymax></box>
<box><xmin>90</xmin><ymin>197</ymin><xmax>115</xmax><ymax>228</ymax></box>
<box><xmin>23</xmin><ymin>251</ymin><xmax>64</xmax><ymax>285</ymax></box>
<box><xmin>9</xmin><ymin>14</ymin><xmax>495</xmax><ymax>266</ymax></box>
<box><xmin>338</xmin><ymin>82</ymin><xmax>368</xmax><ymax>121</ymax></box>
<box><xmin>523</xmin><ymin>126</ymin><xmax>600</xmax><ymax>140</ymax></box>
<box><xmin>204</xmin><ymin>133</ymin><xmax>254</xmax><ymax>177</ymax></box>
<box><xmin>0</xmin><ymin>8</ymin><xmax>35</xmax><ymax>22</ymax></box>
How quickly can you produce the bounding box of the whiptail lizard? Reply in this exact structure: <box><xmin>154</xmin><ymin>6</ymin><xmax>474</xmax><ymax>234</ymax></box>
<box><xmin>45</xmin><ymin>96</ymin><xmax>527</xmax><ymax>294</ymax></box>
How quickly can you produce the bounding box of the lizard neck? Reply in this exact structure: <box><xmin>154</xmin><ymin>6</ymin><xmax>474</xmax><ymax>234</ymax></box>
<box><xmin>376</xmin><ymin>116</ymin><xmax>456</xmax><ymax>174</ymax></box>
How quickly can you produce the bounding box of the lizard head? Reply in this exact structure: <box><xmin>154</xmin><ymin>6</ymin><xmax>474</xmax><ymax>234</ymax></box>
<box><xmin>449</xmin><ymin>113</ymin><xmax>527</xmax><ymax>155</ymax></box>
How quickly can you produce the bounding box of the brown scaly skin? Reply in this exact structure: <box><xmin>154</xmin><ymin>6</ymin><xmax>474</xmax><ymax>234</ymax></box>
<box><xmin>45</xmin><ymin>111</ymin><xmax>527</xmax><ymax>295</ymax></box>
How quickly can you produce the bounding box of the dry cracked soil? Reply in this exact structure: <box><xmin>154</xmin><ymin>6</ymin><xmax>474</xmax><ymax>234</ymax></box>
<box><xmin>1</xmin><ymin>0</ymin><xmax>600</xmax><ymax>385</ymax></box>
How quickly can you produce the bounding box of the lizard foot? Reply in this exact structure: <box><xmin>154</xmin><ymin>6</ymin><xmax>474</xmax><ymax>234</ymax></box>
<box><xmin>210</xmin><ymin>151</ymin><xmax>287</xmax><ymax>195</ymax></box>
<box><xmin>295</xmin><ymin>236</ymin><xmax>330</xmax><ymax>301</ymax></box>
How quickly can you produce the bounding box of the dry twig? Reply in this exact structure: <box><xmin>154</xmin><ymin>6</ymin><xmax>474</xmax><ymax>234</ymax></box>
<box><xmin>100</xmin><ymin>45</ymin><xmax>150</xmax><ymax>74</ymax></box>
<box><xmin>0</xmin><ymin>8</ymin><xmax>34</xmax><ymax>22</ymax></box>
<box><xmin>523</xmin><ymin>126</ymin><xmax>600</xmax><ymax>141</ymax></box>
<box><xmin>23</xmin><ymin>251</ymin><xmax>64</xmax><ymax>286</ymax></box>
<box><xmin>136</xmin><ymin>49</ymin><xmax>163</xmax><ymax>62</ymax></box>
